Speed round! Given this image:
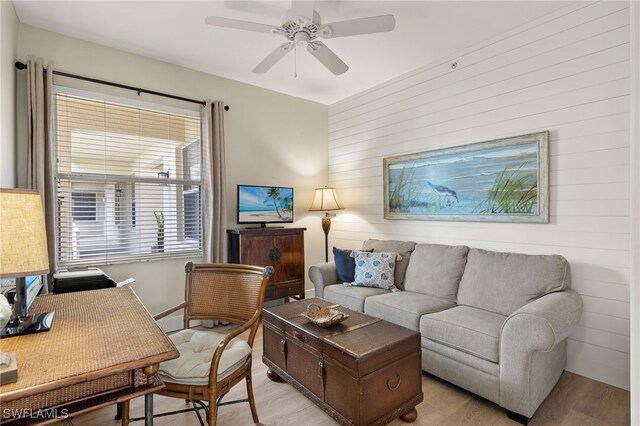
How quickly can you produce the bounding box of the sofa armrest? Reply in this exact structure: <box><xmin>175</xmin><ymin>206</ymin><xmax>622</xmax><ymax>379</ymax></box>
<box><xmin>308</xmin><ymin>263</ymin><xmax>338</xmax><ymax>299</ymax></box>
<box><xmin>499</xmin><ymin>289</ymin><xmax>583</xmax><ymax>417</ymax></box>
<box><xmin>501</xmin><ymin>289</ymin><xmax>583</xmax><ymax>350</ymax></box>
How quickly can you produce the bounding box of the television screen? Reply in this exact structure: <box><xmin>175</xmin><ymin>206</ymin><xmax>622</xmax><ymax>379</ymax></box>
<box><xmin>238</xmin><ymin>185</ymin><xmax>294</xmax><ymax>225</ymax></box>
<box><xmin>25</xmin><ymin>275</ymin><xmax>43</xmax><ymax>312</ymax></box>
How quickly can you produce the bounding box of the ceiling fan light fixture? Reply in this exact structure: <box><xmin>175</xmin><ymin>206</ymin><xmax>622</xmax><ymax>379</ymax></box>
<box><xmin>294</xmin><ymin>31</ymin><xmax>311</xmax><ymax>47</ymax></box>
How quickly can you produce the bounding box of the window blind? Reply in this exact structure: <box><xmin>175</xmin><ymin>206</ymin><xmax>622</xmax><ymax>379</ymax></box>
<box><xmin>54</xmin><ymin>92</ymin><xmax>202</xmax><ymax>267</ymax></box>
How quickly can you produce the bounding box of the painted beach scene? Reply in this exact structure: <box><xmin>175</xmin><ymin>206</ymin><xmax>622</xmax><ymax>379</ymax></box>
<box><xmin>385</xmin><ymin>133</ymin><xmax>548</xmax><ymax>222</ymax></box>
<box><xmin>238</xmin><ymin>185</ymin><xmax>294</xmax><ymax>223</ymax></box>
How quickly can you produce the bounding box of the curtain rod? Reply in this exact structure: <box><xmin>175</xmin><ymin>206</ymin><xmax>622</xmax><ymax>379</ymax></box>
<box><xmin>15</xmin><ymin>61</ymin><xmax>230</xmax><ymax>111</ymax></box>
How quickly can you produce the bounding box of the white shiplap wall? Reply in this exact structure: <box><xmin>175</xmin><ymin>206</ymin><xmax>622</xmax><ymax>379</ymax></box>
<box><xmin>328</xmin><ymin>2</ymin><xmax>631</xmax><ymax>390</ymax></box>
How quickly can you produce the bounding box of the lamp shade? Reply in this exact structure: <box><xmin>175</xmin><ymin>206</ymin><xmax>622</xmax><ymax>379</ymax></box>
<box><xmin>308</xmin><ymin>187</ymin><xmax>345</xmax><ymax>212</ymax></box>
<box><xmin>0</xmin><ymin>189</ymin><xmax>50</xmax><ymax>278</ymax></box>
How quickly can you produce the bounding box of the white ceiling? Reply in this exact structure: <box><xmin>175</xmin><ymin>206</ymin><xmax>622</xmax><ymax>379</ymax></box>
<box><xmin>13</xmin><ymin>1</ymin><xmax>572</xmax><ymax>105</ymax></box>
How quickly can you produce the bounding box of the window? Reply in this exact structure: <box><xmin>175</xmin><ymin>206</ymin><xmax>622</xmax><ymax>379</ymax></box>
<box><xmin>71</xmin><ymin>192</ymin><xmax>97</xmax><ymax>221</ymax></box>
<box><xmin>54</xmin><ymin>89</ymin><xmax>202</xmax><ymax>267</ymax></box>
<box><xmin>183</xmin><ymin>189</ymin><xmax>200</xmax><ymax>241</ymax></box>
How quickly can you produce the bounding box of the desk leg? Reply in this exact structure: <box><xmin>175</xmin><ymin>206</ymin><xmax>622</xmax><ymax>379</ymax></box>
<box><xmin>142</xmin><ymin>364</ymin><xmax>160</xmax><ymax>426</ymax></box>
<box><xmin>144</xmin><ymin>393</ymin><xmax>153</xmax><ymax>426</ymax></box>
<box><xmin>120</xmin><ymin>401</ymin><xmax>130</xmax><ymax>426</ymax></box>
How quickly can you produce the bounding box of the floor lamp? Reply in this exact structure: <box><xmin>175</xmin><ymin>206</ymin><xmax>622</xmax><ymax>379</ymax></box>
<box><xmin>309</xmin><ymin>187</ymin><xmax>344</xmax><ymax>262</ymax></box>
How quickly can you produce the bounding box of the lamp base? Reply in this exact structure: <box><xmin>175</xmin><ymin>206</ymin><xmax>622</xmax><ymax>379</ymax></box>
<box><xmin>321</xmin><ymin>213</ymin><xmax>336</xmax><ymax>263</ymax></box>
<box><xmin>0</xmin><ymin>312</ymin><xmax>54</xmax><ymax>338</ymax></box>
<box><xmin>0</xmin><ymin>352</ymin><xmax>18</xmax><ymax>384</ymax></box>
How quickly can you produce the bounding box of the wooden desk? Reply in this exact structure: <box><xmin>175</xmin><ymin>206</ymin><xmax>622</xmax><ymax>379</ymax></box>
<box><xmin>0</xmin><ymin>287</ymin><xmax>178</xmax><ymax>425</ymax></box>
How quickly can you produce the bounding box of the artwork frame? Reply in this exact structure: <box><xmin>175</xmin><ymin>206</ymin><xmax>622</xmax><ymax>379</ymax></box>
<box><xmin>383</xmin><ymin>131</ymin><xmax>549</xmax><ymax>223</ymax></box>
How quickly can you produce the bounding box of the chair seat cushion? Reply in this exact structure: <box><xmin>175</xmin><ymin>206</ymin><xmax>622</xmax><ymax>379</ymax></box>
<box><xmin>420</xmin><ymin>306</ymin><xmax>507</xmax><ymax>363</ymax></box>
<box><xmin>158</xmin><ymin>329</ymin><xmax>252</xmax><ymax>386</ymax></box>
<box><xmin>323</xmin><ymin>284</ymin><xmax>388</xmax><ymax>312</ymax></box>
<box><xmin>364</xmin><ymin>291</ymin><xmax>455</xmax><ymax>331</ymax></box>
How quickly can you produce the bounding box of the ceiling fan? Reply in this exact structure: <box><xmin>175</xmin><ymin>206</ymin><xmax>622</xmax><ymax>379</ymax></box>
<box><xmin>205</xmin><ymin>1</ymin><xmax>396</xmax><ymax>76</ymax></box>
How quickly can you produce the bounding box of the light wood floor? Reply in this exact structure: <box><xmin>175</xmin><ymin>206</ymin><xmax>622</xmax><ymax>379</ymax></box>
<box><xmin>73</xmin><ymin>327</ymin><xmax>630</xmax><ymax>426</ymax></box>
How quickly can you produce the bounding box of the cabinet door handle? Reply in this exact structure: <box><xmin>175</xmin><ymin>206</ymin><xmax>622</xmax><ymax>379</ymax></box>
<box><xmin>280</xmin><ymin>338</ymin><xmax>286</xmax><ymax>355</ymax></box>
<box><xmin>269</xmin><ymin>247</ymin><xmax>282</xmax><ymax>262</ymax></box>
<box><xmin>318</xmin><ymin>357</ymin><xmax>325</xmax><ymax>400</ymax></box>
<box><xmin>387</xmin><ymin>374</ymin><xmax>401</xmax><ymax>390</ymax></box>
<box><xmin>292</xmin><ymin>330</ymin><xmax>309</xmax><ymax>343</ymax></box>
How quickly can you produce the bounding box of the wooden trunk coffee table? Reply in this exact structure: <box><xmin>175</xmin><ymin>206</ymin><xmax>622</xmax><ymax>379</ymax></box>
<box><xmin>262</xmin><ymin>298</ymin><xmax>423</xmax><ymax>426</ymax></box>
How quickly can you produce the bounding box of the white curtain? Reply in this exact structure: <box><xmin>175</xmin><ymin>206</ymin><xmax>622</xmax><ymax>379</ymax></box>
<box><xmin>26</xmin><ymin>59</ymin><xmax>55</xmax><ymax>292</ymax></box>
<box><xmin>201</xmin><ymin>100</ymin><xmax>227</xmax><ymax>263</ymax></box>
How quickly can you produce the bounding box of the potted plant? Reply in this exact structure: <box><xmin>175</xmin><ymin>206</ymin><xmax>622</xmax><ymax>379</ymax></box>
<box><xmin>152</xmin><ymin>211</ymin><xmax>164</xmax><ymax>253</ymax></box>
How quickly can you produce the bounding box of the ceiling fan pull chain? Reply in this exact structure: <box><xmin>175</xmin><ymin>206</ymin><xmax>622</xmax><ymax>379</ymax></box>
<box><xmin>294</xmin><ymin>44</ymin><xmax>298</xmax><ymax>78</ymax></box>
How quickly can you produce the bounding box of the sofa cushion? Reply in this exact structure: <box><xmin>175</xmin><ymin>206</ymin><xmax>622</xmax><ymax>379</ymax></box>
<box><xmin>333</xmin><ymin>246</ymin><xmax>356</xmax><ymax>283</ymax></box>
<box><xmin>364</xmin><ymin>291</ymin><xmax>455</xmax><ymax>331</ymax></box>
<box><xmin>457</xmin><ymin>248</ymin><xmax>570</xmax><ymax>316</ymax></box>
<box><xmin>350</xmin><ymin>251</ymin><xmax>401</xmax><ymax>290</ymax></box>
<box><xmin>332</xmin><ymin>247</ymin><xmax>357</xmax><ymax>283</ymax></box>
<box><xmin>403</xmin><ymin>244</ymin><xmax>469</xmax><ymax>301</ymax></box>
<box><xmin>158</xmin><ymin>329</ymin><xmax>251</xmax><ymax>385</ymax></box>
<box><xmin>323</xmin><ymin>284</ymin><xmax>388</xmax><ymax>312</ymax></box>
<box><xmin>362</xmin><ymin>239</ymin><xmax>416</xmax><ymax>290</ymax></box>
<box><xmin>420</xmin><ymin>306</ymin><xmax>506</xmax><ymax>363</ymax></box>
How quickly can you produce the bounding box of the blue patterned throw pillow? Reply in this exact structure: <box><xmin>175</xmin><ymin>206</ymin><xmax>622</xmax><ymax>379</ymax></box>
<box><xmin>348</xmin><ymin>251</ymin><xmax>402</xmax><ymax>291</ymax></box>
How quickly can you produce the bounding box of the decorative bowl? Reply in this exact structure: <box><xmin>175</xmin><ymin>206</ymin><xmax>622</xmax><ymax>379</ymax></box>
<box><xmin>301</xmin><ymin>303</ymin><xmax>349</xmax><ymax>327</ymax></box>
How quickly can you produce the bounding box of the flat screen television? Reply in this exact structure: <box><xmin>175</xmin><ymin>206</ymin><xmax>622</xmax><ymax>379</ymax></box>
<box><xmin>23</xmin><ymin>275</ymin><xmax>43</xmax><ymax>313</ymax></box>
<box><xmin>237</xmin><ymin>184</ymin><xmax>294</xmax><ymax>227</ymax></box>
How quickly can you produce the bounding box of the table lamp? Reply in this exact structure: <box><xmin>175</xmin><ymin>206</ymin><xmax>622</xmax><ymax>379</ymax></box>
<box><xmin>309</xmin><ymin>187</ymin><xmax>344</xmax><ymax>262</ymax></box>
<box><xmin>0</xmin><ymin>188</ymin><xmax>51</xmax><ymax>383</ymax></box>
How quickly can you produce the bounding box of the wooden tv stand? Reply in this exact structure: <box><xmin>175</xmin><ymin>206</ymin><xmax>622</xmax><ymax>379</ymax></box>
<box><xmin>227</xmin><ymin>227</ymin><xmax>306</xmax><ymax>301</ymax></box>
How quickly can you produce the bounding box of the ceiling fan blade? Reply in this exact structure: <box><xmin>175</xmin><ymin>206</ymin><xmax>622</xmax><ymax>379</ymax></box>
<box><xmin>291</xmin><ymin>0</ymin><xmax>315</xmax><ymax>19</ymax></box>
<box><xmin>307</xmin><ymin>41</ymin><xmax>348</xmax><ymax>75</ymax></box>
<box><xmin>319</xmin><ymin>15</ymin><xmax>395</xmax><ymax>39</ymax></box>
<box><xmin>205</xmin><ymin>16</ymin><xmax>280</xmax><ymax>34</ymax></box>
<box><xmin>252</xmin><ymin>42</ymin><xmax>295</xmax><ymax>74</ymax></box>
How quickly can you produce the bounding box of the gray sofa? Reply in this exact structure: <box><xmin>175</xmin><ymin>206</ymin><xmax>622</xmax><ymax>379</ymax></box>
<box><xmin>308</xmin><ymin>240</ymin><xmax>583</xmax><ymax>423</ymax></box>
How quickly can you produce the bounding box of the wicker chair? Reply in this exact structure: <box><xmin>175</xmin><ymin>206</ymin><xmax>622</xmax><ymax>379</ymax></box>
<box><xmin>123</xmin><ymin>262</ymin><xmax>273</xmax><ymax>425</ymax></box>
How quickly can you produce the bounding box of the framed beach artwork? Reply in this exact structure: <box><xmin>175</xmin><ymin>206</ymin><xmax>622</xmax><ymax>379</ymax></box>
<box><xmin>383</xmin><ymin>131</ymin><xmax>549</xmax><ymax>223</ymax></box>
